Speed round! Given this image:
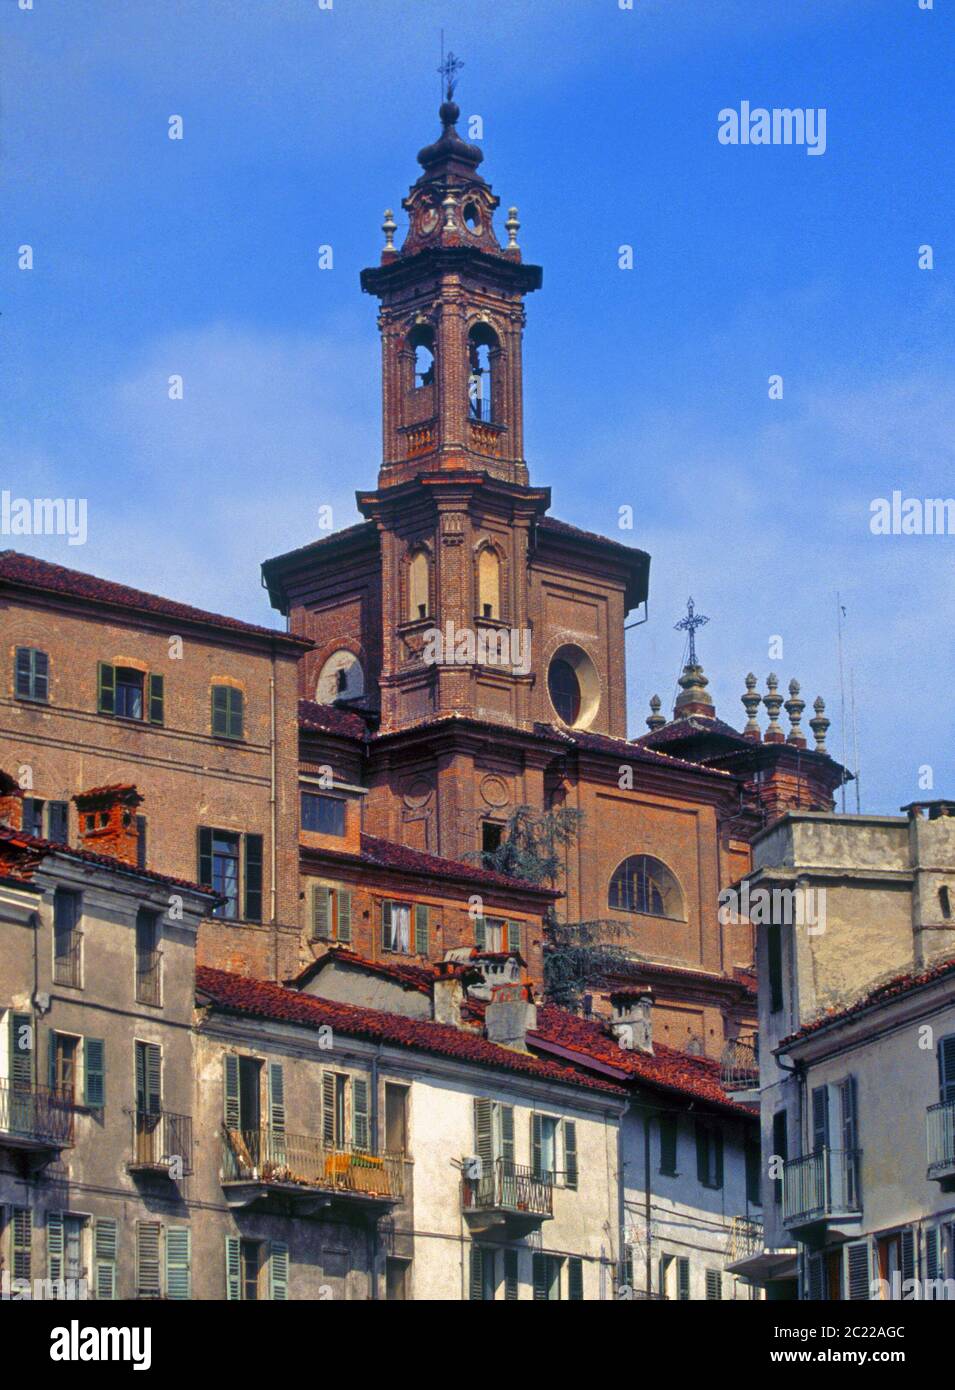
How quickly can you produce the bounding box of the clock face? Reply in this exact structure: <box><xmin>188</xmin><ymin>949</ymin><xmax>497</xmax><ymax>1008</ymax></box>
<box><xmin>316</xmin><ymin>650</ymin><xmax>364</xmax><ymax>705</ymax></box>
<box><xmin>418</xmin><ymin>204</ymin><xmax>439</xmax><ymax>235</ymax></box>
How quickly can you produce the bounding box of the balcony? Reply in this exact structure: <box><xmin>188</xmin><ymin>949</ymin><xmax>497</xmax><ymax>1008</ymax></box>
<box><xmin>127</xmin><ymin>1110</ymin><xmax>193</xmax><ymax>1178</ymax></box>
<box><xmin>927</xmin><ymin>1100</ymin><xmax>955</xmax><ymax>1186</ymax></box>
<box><xmin>461</xmin><ymin>1158</ymin><xmax>553</xmax><ymax>1236</ymax></box>
<box><xmin>719</xmin><ymin>1035</ymin><xmax>760</xmax><ymax>1098</ymax></box>
<box><xmin>727</xmin><ymin>1216</ymin><xmax>763</xmax><ymax>1264</ymax></box>
<box><xmin>0</xmin><ymin>1080</ymin><xmax>74</xmax><ymax>1165</ymax></box>
<box><xmin>221</xmin><ymin>1127</ymin><xmax>403</xmax><ymax>1215</ymax></box>
<box><xmin>783</xmin><ymin>1147</ymin><xmax>862</xmax><ymax>1238</ymax></box>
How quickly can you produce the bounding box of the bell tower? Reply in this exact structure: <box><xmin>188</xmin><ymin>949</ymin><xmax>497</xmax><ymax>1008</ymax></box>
<box><xmin>360</xmin><ymin>61</ymin><xmax>542</xmax><ymax>489</ymax></box>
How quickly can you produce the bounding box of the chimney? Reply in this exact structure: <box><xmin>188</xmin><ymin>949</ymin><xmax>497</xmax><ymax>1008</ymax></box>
<box><xmin>466</xmin><ymin>949</ymin><xmax>525</xmax><ymax>1002</ymax></box>
<box><xmin>609</xmin><ymin>988</ymin><xmax>654</xmax><ymax>1055</ymax></box>
<box><xmin>432</xmin><ymin>959</ymin><xmax>465</xmax><ymax>1027</ymax></box>
<box><xmin>73</xmin><ymin>784</ymin><xmax>143</xmax><ymax>867</ymax></box>
<box><xmin>484</xmin><ymin>982</ymin><xmax>537</xmax><ymax>1051</ymax></box>
<box><xmin>0</xmin><ymin>770</ymin><xmax>24</xmax><ymax>830</ymax></box>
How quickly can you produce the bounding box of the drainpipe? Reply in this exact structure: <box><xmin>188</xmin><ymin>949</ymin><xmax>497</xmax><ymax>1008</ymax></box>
<box><xmin>644</xmin><ymin>1106</ymin><xmax>653</xmax><ymax>1297</ymax></box>
<box><xmin>369</xmin><ymin>1046</ymin><xmax>382</xmax><ymax>1300</ymax></box>
<box><xmin>617</xmin><ymin>1098</ymin><xmax>630</xmax><ymax>1297</ymax></box>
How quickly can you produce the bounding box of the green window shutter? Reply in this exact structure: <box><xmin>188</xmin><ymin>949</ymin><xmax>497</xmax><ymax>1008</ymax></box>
<box><xmin>474</xmin><ymin>916</ymin><xmax>486</xmax><ymax>950</ymax></box>
<box><xmin>136</xmin><ymin>1221</ymin><xmax>162</xmax><ymax>1297</ymax></box>
<box><xmin>677</xmin><ymin>1257</ymin><xmax>690</xmax><ymax>1301</ymax></box>
<box><xmin>198</xmin><ymin>826</ymin><xmax>213</xmax><ymax>889</ymax></box>
<box><xmin>900</xmin><ymin>1228</ymin><xmax>915</xmax><ymax>1284</ymax></box>
<box><xmin>564</xmin><ymin>1120</ymin><xmax>578</xmax><ymax>1189</ymax></box>
<box><xmin>269</xmin><ymin>1242</ymin><xmax>289</xmax><ymax>1301</ymax></box>
<box><xmin>531</xmin><ymin>1113</ymin><xmax>543</xmax><ymax>1180</ymax></box>
<box><xmin>353</xmin><ymin>1076</ymin><xmax>370</xmax><ymax>1151</ymax></box>
<box><xmin>166</xmin><ymin>1227</ymin><xmax>191</xmax><ymax>1300</ymax></box>
<box><xmin>414</xmin><ymin>903</ymin><xmax>429</xmax><ymax>956</ymax></box>
<box><xmin>568</xmin><ymin>1256</ymin><xmax>584</xmax><ymax>1301</ymax></box>
<box><xmin>268</xmin><ymin>1062</ymin><xmax>286</xmax><ymax>1141</ymax></box>
<box><xmin>47</xmin><ymin>1211</ymin><xmax>64</xmax><ymax>1285</ymax></box>
<box><xmin>469</xmin><ymin>1246</ymin><xmax>484</xmax><ymax>1301</ymax></box>
<box><xmin>500</xmin><ymin>1104</ymin><xmax>514</xmax><ymax>1165</ymax></box>
<box><xmin>926</xmin><ymin>1227</ymin><xmax>941</xmax><ymax>1285</ymax></box>
<box><xmin>322</xmin><ymin>1073</ymin><xmax>336</xmax><ymax>1146</ymax></box>
<box><xmin>94</xmin><ymin>1219</ymin><xmax>117</xmax><ymax>1301</ymax></box>
<box><xmin>381</xmin><ymin>900</ymin><xmax>392</xmax><ymax>951</ymax></box>
<box><xmin>244</xmin><ymin>833</ymin><xmax>263</xmax><ymax>922</ymax></box>
<box><xmin>230</xmin><ymin>689</ymin><xmax>244</xmax><ymax>739</ymax></box>
<box><xmin>48</xmin><ymin>1028</ymin><xmax>57</xmax><ymax>1090</ymax></box>
<box><xmin>12</xmin><ymin>1208</ymin><xmax>32</xmax><ymax>1281</ymax></box>
<box><xmin>532</xmin><ymin>1252</ymin><xmax>548</xmax><ymax>1302</ymax></box>
<box><xmin>84</xmin><ymin>1037</ymin><xmax>106</xmax><ymax>1108</ymax></box>
<box><xmin>225</xmin><ymin>1236</ymin><xmax>241</xmax><ymax>1301</ymax></box>
<box><xmin>97</xmin><ymin>662</ymin><xmax>115</xmax><ymax>715</ymax></box>
<box><xmin>147</xmin><ymin>673</ymin><xmax>164</xmax><ymax>725</ymax></box>
<box><xmin>503</xmin><ymin>1249</ymin><xmax>519</xmax><ymax>1301</ymax></box>
<box><xmin>845</xmin><ymin>1240</ymin><xmax>871</xmax><ymax>1300</ymax></box>
<box><xmin>211</xmin><ymin>685</ymin><xmax>229</xmax><ymax>736</ymax></box>
<box><xmin>474</xmin><ymin>1098</ymin><xmax>493</xmax><ymax>1171</ymax></box>
<box><xmin>336</xmin><ymin>889</ymin><xmax>352</xmax><ymax>943</ymax></box>
<box><xmin>11</xmin><ymin>1012</ymin><xmax>32</xmax><ymax>1088</ymax></box>
<box><xmin>938</xmin><ymin>1035</ymin><xmax>955</xmax><ymax>1104</ymax></box>
<box><xmin>135</xmin><ymin>1041</ymin><xmax>161</xmax><ymax>1115</ymax></box>
<box><xmin>311</xmin><ymin>885</ymin><xmax>331</xmax><ymax>940</ymax></box>
<box><xmin>705</xmin><ymin>1268</ymin><xmax>722</xmax><ymax>1301</ymax></box>
<box><xmin>695</xmin><ymin>1122</ymin><xmax>708</xmax><ymax>1185</ymax></box>
<box><xmin>506</xmin><ymin>920</ymin><xmax>521</xmax><ymax>953</ymax></box>
<box><xmin>660</xmin><ymin>1114</ymin><xmax>678</xmax><ymax>1174</ymax></box>
<box><xmin>224</xmin><ymin>1054</ymin><xmax>241</xmax><ymax>1130</ymax></box>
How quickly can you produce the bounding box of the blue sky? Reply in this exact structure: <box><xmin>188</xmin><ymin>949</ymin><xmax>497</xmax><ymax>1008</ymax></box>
<box><xmin>2</xmin><ymin>0</ymin><xmax>952</xmax><ymax>813</ymax></box>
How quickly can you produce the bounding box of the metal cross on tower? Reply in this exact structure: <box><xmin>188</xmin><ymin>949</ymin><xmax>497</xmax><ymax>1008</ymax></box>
<box><xmin>438</xmin><ymin>49</ymin><xmax>464</xmax><ymax>101</ymax></box>
<box><xmin>674</xmin><ymin>597</ymin><xmax>709</xmax><ymax>667</ymax></box>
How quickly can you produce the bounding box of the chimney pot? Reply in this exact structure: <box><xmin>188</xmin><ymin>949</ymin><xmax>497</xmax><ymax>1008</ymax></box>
<box><xmin>73</xmin><ymin>784</ymin><xmax>143</xmax><ymax>866</ymax></box>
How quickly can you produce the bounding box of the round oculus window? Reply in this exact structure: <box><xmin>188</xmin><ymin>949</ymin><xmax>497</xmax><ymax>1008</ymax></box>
<box><xmin>546</xmin><ymin>645</ymin><xmax>600</xmax><ymax>729</ymax></box>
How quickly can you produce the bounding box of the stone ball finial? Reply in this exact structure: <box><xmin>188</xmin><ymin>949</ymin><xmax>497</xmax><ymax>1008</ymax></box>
<box><xmin>785</xmin><ymin>678</ymin><xmax>807</xmax><ymax>748</ymax></box>
<box><xmin>741</xmin><ymin>672</ymin><xmax>762</xmax><ymax>741</ymax></box>
<box><xmin>763</xmin><ymin>673</ymin><xmax>785</xmax><ymax>743</ymax></box>
<box><xmin>810</xmin><ymin>695</ymin><xmax>830</xmax><ymax>754</ymax></box>
<box><xmin>646</xmin><ymin>693</ymin><xmax>666</xmax><ymax>732</ymax></box>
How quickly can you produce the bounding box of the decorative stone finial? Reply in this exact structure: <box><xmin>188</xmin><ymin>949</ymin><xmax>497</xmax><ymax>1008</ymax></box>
<box><xmin>673</xmin><ymin>664</ymin><xmax>715</xmax><ymax>720</ymax></box>
<box><xmin>442</xmin><ymin>192</ymin><xmax>457</xmax><ymax>230</ymax></box>
<box><xmin>382</xmin><ymin>209</ymin><xmax>397</xmax><ymax>252</ymax></box>
<box><xmin>810</xmin><ymin>696</ymin><xmax>830</xmax><ymax>754</ymax></box>
<box><xmin>741</xmin><ymin>673</ymin><xmax>761</xmax><ymax>741</ymax></box>
<box><xmin>785</xmin><ymin>678</ymin><xmax>807</xmax><ymax>747</ymax></box>
<box><xmin>505</xmin><ymin>206</ymin><xmax>520</xmax><ymax>249</ymax></box>
<box><xmin>646</xmin><ymin>693</ymin><xmax>666</xmax><ymax>732</ymax></box>
<box><xmin>763</xmin><ymin>673</ymin><xmax>785</xmax><ymax>743</ymax></box>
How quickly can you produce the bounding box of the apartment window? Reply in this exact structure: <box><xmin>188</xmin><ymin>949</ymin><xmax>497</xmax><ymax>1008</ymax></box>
<box><xmin>940</xmin><ymin>886</ymin><xmax>952</xmax><ymax>920</ymax></box>
<box><xmin>135</xmin><ymin>1042</ymin><xmax>162</xmax><ymax>1163</ymax></box>
<box><xmin>532</xmin><ymin>1253</ymin><xmax>562</xmax><ymax>1301</ymax></box>
<box><xmin>224</xmin><ymin>1054</ymin><xmax>262</xmax><ymax>1136</ymax></box>
<box><xmin>385</xmin><ymin>1083</ymin><xmax>409</xmax><ymax>1154</ymax></box>
<box><xmin>98</xmin><ymin>664</ymin><xmax>163</xmax><ymax>725</ymax></box>
<box><xmin>772</xmin><ymin>1109</ymin><xmax>788</xmax><ymax>1206</ymax></box>
<box><xmin>226</xmin><ymin>1237</ymin><xmax>287</xmax><ymax>1301</ymax></box>
<box><xmin>320</xmin><ymin>1071</ymin><xmax>368</xmax><ymax>1151</ymax></box>
<box><xmin>50</xmin><ymin>1034</ymin><xmax>79</xmax><ymax>1103</ymax></box>
<box><xmin>695</xmin><ymin>1121</ymin><xmax>724</xmax><ymax>1190</ymax></box>
<box><xmin>567</xmin><ymin>1256</ymin><xmax>584</xmax><ymax>1301</ymax></box>
<box><xmin>94</xmin><ymin>1220</ymin><xmax>118</xmax><ymax>1301</ymax></box>
<box><xmin>198</xmin><ymin>828</ymin><xmax>263</xmax><ymax>921</ymax></box>
<box><xmin>481</xmin><ymin>820</ymin><xmax>503</xmax><ymax>861</ymax></box>
<box><xmin>767</xmin><ymin>921</ymin><xmax>783</xmax><ymax>1013</ymax></box>
<box><xmin>22</xmin><ymin>797</ymin><xmax>44</xmax><ymax>838</ymax></box>
<box><xmin>470</xmin><ymin>1246</ymin><xmax>496</xmax><ymax>1301</ymax></box>
<box><xmin>474</xmin><ymin>1098</ymin><xmax>514</xmax><ymax>1172</ymax></box>
<box><xmin>11</xmin><ymin>1208</ymin><xmax>32</xmax><ymax>1283</ymax></box>
<box><xmin>136</xmin><ymin>1220</ymin><xmax>162</xmax><ymax>1298</ymax></box>
<box><xmin>47</xmin><ymin>1212</ymin><xmax>86</xmax><ymax>1293</ymax></box>
<box><xmin>939</xmin><ymin>1034</ymin><xmax>955</xmax><ymax>1104</ymax></box>
<box><xmin>745</xmin><ymin>1138</ymin><xmax>762</xmax><ymax>1207</ymax></box>
<box><xmin>533</xmin><ymin>1114</ymin><xmax>559</xmax><ymax>1183</ymax></box>
<box><xmin>386</xmin><ymin>1257</ymin><xmax>410</xmax><ymax>1300</ymax></box>
<box><xmin>659</xmin><ymin>1113</ymin><xmax>678</xmax><ymax>1175</ymax></box>
<box><xmin>15</xmin><ymin>646</ymin><xmax>49</xmax><ymax>701</ymax></box>
<box><xmin>211</xmin><ymin>684</ymin><xmax>244</xmax><ymax>740</ymax></box>
<box><xmin>504</xmin><ymin>1249</ymin><xmax>519</xmax><ymax>1301</ymax></box>
<box><xmin>705</xmin><ymin>1268</ymin><xmax>722</xmax><ymax>1301</ymax></box>
<box><xmin>310</xmin><ymin>885</ymin><xmax>352</xmax><ymax>942</ymax></box>
<box><xmin>660</xmin><ymin>1253</ymin><xmax>690</xmax><ymax>1301</ymax></box>
<box><xmin>48</xmin><ymin>1032</ymin><xmax>105</xmax><ymax>1108</ymax></box>
<box><xmin>135</xmin><ymin>909</ymin><xmax>162</xmax><ymax>1005</ymax></box>
<box><xmin>301</xmin><ymin>791</ymin><xmax>346</xmax><ymax>836</ymax></box>
<box><xmin>381</xmin><ymin>900</ymin><xmax>412</xmax><ymax>953</ymax></box>
<box><xmin>474</xmin><ymin>916</ymin><xmax>520</xmax><ymax>953</ymax></box>
<box><xmin>23</xmin><ymin>795</ymin><xmax>68</xmax><ymax>842</ymax></box>
<box><xmin>53</xmin><ymin>888</ymin><xmax>82</xmax><ymax>987</ymax></box>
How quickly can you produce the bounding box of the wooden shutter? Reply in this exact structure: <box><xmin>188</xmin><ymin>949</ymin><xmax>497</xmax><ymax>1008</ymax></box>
<box><xmin>336</xmin><ymin>889</ymin><xmax>352</xmax><ymax>944</ymax></box>
<box><xmin>506</xmin><ymin>920</ymin><xmax>521</xmax><ymax>953</ymax></box>
<box><xmin>147</xmin><ymin>673</ymin><xmax>164</xmax><ymax>725</ymax></box>
<box><xmin>211</xmin><ymin>685</ymin><xmax>229</xmax><ymax>736</ymax></box>
<box><xmin>10</xmin><ymin>1012</ymin><xmax>32</xmax><ymax>1088</ymax></box>
<box><xmin>568</xmin><ymin>1256</ymin><xmax>584</xmax><ymax>1301</ymax></box>
<box><xmin>198</xmin><ymin>826</ymin><xmax>213</xmax><ymax>889</ymax></box>
<box><xmin>166</xmin><ymin>1226</ymin><xmax>191</xmax><ymax>1300</ymax></box>
<box><xmin>224</xmin><ymin>1054</ymin><xmax>241</xmax><ymax>1130</ymax></box>
<box><xmin>564</xmin><ymin>1120</ymin><xmax>578</xmax><ymax>1189</ymax></box>
<box><xmin>268</xmin><ymin>1063</ymin><xmax>286</xmax><ymax>1142</ymax></box>
<box><xmin>714</xmin><ymin>1127</ymin><xmax>724</xmax><ymax>1189</ymax></box>
<box><xmin>504</xmin><ymin>1249</ymin><xmax>519</xmax><ymax>1301</ymax></box>
<box><xmin>745</xmin><ymin>1138</ymin><xmax>761</xmax><ymax>1206</ymax></box>
<box><xmin>925</xmin><ymin>1227</ymin><xmax>941</xmax><ymax>1298</ymax></box>
<box><xmin>469</xmin><ymin>1246</ymin><xmax>485</xmax><ymax>1301</ymax></box>
<box><xmin>381</xmin><ymin>900</ymin><xmax>392</xmax><ymax>951</ymax></box>
<box><xmin>97</xmin><ymin>662</ymin><xmax>115</xmax><ymax>714</ymax></box>
<box><xmin>352</xmin><ymin>1077</ymin><xmax>370</xmax><ymax>1151</ymax></box>
<box><xmin>659</xmin><ymin>1114</ymin><xmax>678</xmax><ymax>1174</ymax></box>
<box><xmin>767</xmin><ymin>921</ymin><xmax>783</xmax><ymax>1012</ymax></box>
<box><xmin>532</xmin><ymin>1252</ymin><xmax>548</xmax><ymax>1301</ymax></box>
<box><xmin>531</xmin><ymin>1113</ymin><xmax>543</xmax><ymax>1180</ymax></box>
<box><xmin>269</xmin><ymin>1242</ymin><xmax>289</xmax><ymax>1300</ymax></box>
<box><xmin>322</xmin><ymin>1073</ymin><xmax>336</xmax><ymax>1147</ymax></box>
<box><xmin>844</xmin><ymin>1240</ymin><xmax>871</xmax><ymax>1300</ymax></box>
<box><xmin>414</xmin><ymin>903</ymin><xmax>429</xmax><ymax>955</ymax></box>
<box><xmin>705</xmin><ymin>1268</ymin><xmax>722</xmax><ymax>1301</ymax></box>
<box><xmin>47</xmin><ymin>1211</ymin><xmax>64</xmax><ymax>1285</ymax></box>
<box><xmin>500</xmin><ymin>1104</ymin><xmax>514</xmax><ymax>1165</ymax></box>
<box><xmin>474</xmin><ymin>1098</ymin><xmax>494</xmax><ymax>1172</ymax></box>
<box><xmin>84</xmin><ymin>1037</ymin><xmax>106</xmax><ymax>1108</ymax></box>
<box><xmin>244</xmin><ymin>834</ymin><xmax>263</xmax><ymax>922</ymax></box>
<box><xmin>136</xmin><ymin>1221</ymin><xmax>162</xmax><ymax>1297</ymax></box>
<box><xmin>225</xmin><ymin>1236</ymin><xmax>241</xmax><ymax>1301</ymax></box>
<box><xmin>230</xmin><ymin>689</ymin><xmax>244</xmax><ymax>739</ymax></box>
<box><xmin>135</xmin><ymin>1041</ymin><xmax>160</xmax><ymax>1116</ymax></box>
<box><xmin>12</xmin><ymin>1208</ymin><xmax>32</xmax><ymax>1281</ymax></box>
<box><xmin>772</xmin><ymin>1108</ymin><xmax>788</xmax><ymax>1203</ymax></box>
<box><xmin>806</xmin><ymin>1252</ymin><xmax>826</xmax><ymax>1301</ymax></box>
<box><xmin>677</xmin><ymin>1257</ymin><xmax>690</xmax><ymax>1301</ymax></box>
<box><xmin>812</xmin><ymin>1085</ymin><xmax>830</xmax><ymax>1151</ymax></box>
<box><xmin>311</xmin><ymin>885</ymin><xmax>331</xmax><ymax>940</ymax></box>
<box><xmin>695</xmin><ymin>1122</ymin><xmax>708</xmax><ymax>1184</ymax></box>
<box><xmin>474</xmin><ymin>916</ymin><xmax>487</xmax><ymax>950</ymax></box>
<box><xmin>900</xmin><ymin>1228</ymin><xmax>916</xmax><ymax>1284</ymax></box>
<box><xmin>94</xmin><ymin>1219</ymin><xmax>117</xmax><ymax>1300</ymax></box>
<box><xmin>939</xmin><ymin>1035</ymin><xmax>955</xmax><ymax>1104</ymax></box>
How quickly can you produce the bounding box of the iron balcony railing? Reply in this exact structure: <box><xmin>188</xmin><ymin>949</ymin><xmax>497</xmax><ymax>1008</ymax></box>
<box><xmin>53</xmin><ymin>930</ymin><xmax>82</xmax><ymax>987</ymax></box>
<box><xmin>720</xmin><ymin>1035</ymin><xmax>760</xmax><ymax>1092</ymax></box>
<box><xmin>462</xmin><ymin>1158</ymin><xmax>554</xmax><ymax>1219</ymax></box>
<box><xmin>0</xmin><ymin>1079</ymin><xmax>75</xmax><ymax>1148</ymax></box>
<box><xmin>135</xmin><ymin>955</ymin><xmax>161</xmax><ymax>1006</ymax></box>
<box><xmin>728</xmin><ymin>1216</ymin><xmax>764</xmax><ymax>1262</ymax></box>
<box><xmin>783</xmin><ymin>1147</ymin><xmax>862</xmax><ymax>1226</ymax></box>
<box><xmin>221</xmin><ymin>1127</ymin><xmax>403</xmax><ymax>1201</ymax></box>
<box><xmin>128</xmin><ymin>1110</ymin><xmax>193</xmax><ymax>1174</ymax></box>
<box><xmin>927</xmin><ymin>1100</ymin><xmax>955</xmax><ymax>1178</ymax></box>
<box><xmin>468</xmin><ymin>394</ymin><xmax>493</xmax><ymax>424</ymax></box>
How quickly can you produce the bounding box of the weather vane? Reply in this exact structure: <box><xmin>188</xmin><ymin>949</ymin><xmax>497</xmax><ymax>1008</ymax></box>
<box><xmin>674</xmin><ymin>597</ymin><xmax>709</xmax><ymax>667</ymax></box>
<box><xmin>438</xmin><ymin>49</ymin><xmax>464</xmax><ymax>102</ymax></box>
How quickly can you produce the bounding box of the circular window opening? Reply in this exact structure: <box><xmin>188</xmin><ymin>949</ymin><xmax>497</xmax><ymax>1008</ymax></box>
<box><xmin>547</xmin><ymin>645</ymin><xmax>600</xmax><ymax>729</ymax></box>
<box><xmin>462</xmin><ymin>201</ymin><xmax>481</xmax><ymax>233</ymax></box>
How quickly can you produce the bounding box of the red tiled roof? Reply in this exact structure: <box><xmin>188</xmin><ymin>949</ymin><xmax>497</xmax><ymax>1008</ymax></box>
<box><xmin>0</xmin><ymin>824</ymin><xmax>221</xmax><ymax>900</ymax></box>
<box><xmin>536</xmin><ymin>515</ymin><xmax>650</xmax><ymax>562</ymax></box>
<box><xmin>263</xmin><ymin>519</ymin><xmax>378</xmax><ymax>568</ymax></box>
<box><xmin>291</xmin><ymin>947</ymin><xmax>436</xmax><ymax>996</ymax></box>
<box><xmin>538</xmin><ymin>723</ymin><xmax>734</xmax><ymax>779</ymax></box>
<box><xmin>603</xmin><ymin>957</ymin><xmax>758</xmax><ymax>999</ymax></box>
<box><xmin>637</xmin><ymin>716</ymin><xmax>753</xmax><ymax>750</ymax></box>
<box><xmin>780</xmin><ymin>955</ymin><xmax>955</xmax><ymax>1047</ymax></box>
<box><xmin>0</xmin><ymin>550</ymin><xmax>310</xmax><ymax>648</ymax></box>
<box><xmin>528</xmin><ymin>1005</ymin><xmax>754</xmax><ymax>1117</ymax></box>
<box><xmin>196</xmin><ymin>966</ymin><xmax>627</xmax><ymax>1097</ymax></box>
<box><xmin>355</xmin><ymin>833</ymin><xmax>559</xmax><ymax>898</ymax></box>
<box><xmin>299</xmin><ymin>699</ymin><xmax>372</xmax><ymax>741</ymax></box>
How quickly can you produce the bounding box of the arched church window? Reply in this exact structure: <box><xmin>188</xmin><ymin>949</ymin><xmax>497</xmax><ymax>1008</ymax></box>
<box><xmin>548</xmin><ymin>658</ymin><xmax>579</xmax><ymax>724</ymax></box>
<box><xmin>468</xmin><ymin>323</ymin><xmax>497</xmax><ymax>423</ymax></box>
<box><xmin>608</xmin><ymin>855</ymin><xmax>684</xmax><ymax>920</ymax></box>
<box><xmin>409</xmin><ymin>325</ymin><xmax>435</xmax><ymax>389</ymax></box>
<box><xmin>408</xmin><ymin>549</ymin><xmax>430</xmax><ymax>622</ymax></box>
<box><xmin>477</xmin><ymin>547</ymin><xmax>501</xmax><ymax>619</ymax></box>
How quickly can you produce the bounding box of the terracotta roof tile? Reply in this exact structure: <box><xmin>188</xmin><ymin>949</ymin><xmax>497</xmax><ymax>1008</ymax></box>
<box><xmin>291</xmin><ymin>947</ymin><xmax>436</xmax><ymax>996</ymax></box>
<box><xmin>356</xmin><ymin>833</ymin><xmax>557</xmax><ymax>897</ymax></box>
<box><xmin>0</xmin><ymin>824</ymin><xmax>221</xmax><ymax>900</ymax></box>
<box><xmin>298</xmin><ymin>698</ymin><xmax>372</xmax><ymax>741</ymax></box>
